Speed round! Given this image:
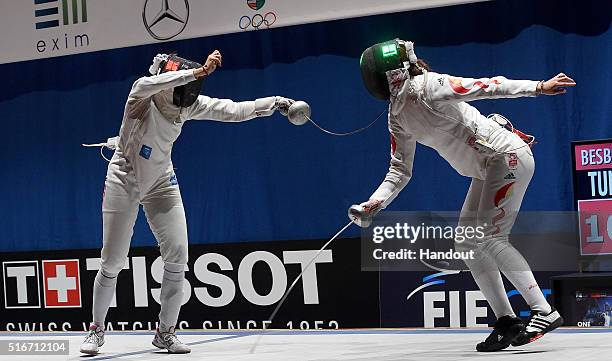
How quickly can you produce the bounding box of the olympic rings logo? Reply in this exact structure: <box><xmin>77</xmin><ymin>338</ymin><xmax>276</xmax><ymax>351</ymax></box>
<box><xmin>238</xmin><ymin>12</ymin><xmax>277</xmax><ymax>30</ymax></box>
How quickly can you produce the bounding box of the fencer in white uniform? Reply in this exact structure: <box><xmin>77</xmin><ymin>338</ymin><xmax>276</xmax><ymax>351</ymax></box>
<box><xmin>351</xmin><ymin>39</ymin><xmax>575</xmax><ymax>352</ymax></box>
<box><xmin>81</xmin><ymin>51</ymin><xmax>294</xmax><ymax>355</ymax></box>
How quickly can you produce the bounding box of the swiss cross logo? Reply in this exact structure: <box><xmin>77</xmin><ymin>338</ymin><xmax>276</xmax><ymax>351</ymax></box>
<box><xmin>42</xmin><ymin>260</ymin><xmax>81</xmax><ymax>308</ymax></box>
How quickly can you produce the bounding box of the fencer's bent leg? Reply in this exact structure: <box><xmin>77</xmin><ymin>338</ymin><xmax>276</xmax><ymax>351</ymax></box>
<box><xmin>458</xmin><ymin>179</ymin><xmax>515</xmax><ymax>318</ymax></box>
<box><xmin>93</xmin><ymin>159</ymin><xmax>139</xmax><ymax>327</ymax></box>
<box><xmin>142</xmin><ymin>171</ymin><xmax>188</xmax><ymax>331</ymax></box>
<box><xmin>478</xmin><ymin>145</ymin><xmax>551</xmax><ymax>314</ymax></box>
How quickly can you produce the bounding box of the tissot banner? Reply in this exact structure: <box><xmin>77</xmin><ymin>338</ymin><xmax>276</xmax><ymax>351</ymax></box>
<box><xmin>0</xmin><ymin>238</ymin><xmax>380</xmax><ymax>331</ymax></box>
<box><xmin>0</xmin><ymin>0</ymin><xmax>487</xmax><ymax>64</ymax></box>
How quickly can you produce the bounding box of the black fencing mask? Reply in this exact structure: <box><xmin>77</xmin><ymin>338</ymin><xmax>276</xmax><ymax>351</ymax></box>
<box><xmin>150</xmin><ymin>54</ymin><xmax>204</xmax><ymax>107</ymax></box>
<box><xmin>359</xmin><ymin>39</ymin><xmax>418</xmax><ymax>100</ymax></box>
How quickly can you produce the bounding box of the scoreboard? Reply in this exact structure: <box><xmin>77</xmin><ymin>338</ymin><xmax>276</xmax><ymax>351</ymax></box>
<box><xmin>572</xmin><ymin>139</ymin><xmax>612</xmax><ymax>256</ymax></box>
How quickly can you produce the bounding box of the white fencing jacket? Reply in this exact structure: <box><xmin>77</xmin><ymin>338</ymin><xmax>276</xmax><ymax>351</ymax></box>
<box><xmin>115</xmin><ymin>69</ymin><xmax>277</xmax><ymax>194</ymax></box>
<box><xmin>370</xmin><ymin>70</ymin><xmax>539</xmax><ymax>207</ymax></box>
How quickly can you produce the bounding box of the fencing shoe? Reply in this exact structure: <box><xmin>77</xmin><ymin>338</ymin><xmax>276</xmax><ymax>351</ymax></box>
<box><xmin>476</xmin><ymin>315</ymin><xmax>524</xmax><ymax>352</ymax></box>
<box><xmin>80</xmin><ymin>324</ymin><xmax>105</xmax><ymax>355</ymax></box>
<box><xmin>152</xmin><ymin>326</ymin><xmax>191</xmax><ymax>354</ymax></box>
<box><xmin>512</xmin><ymin>308</ymin><xmax>563</xmax><ymax>346</ymax></box>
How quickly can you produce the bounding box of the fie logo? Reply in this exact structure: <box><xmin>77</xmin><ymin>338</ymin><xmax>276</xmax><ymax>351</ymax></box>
<box><xmin>34</xmin><ymin>0</ymin><xmax>88</xmax><ymax>30</ymax></box>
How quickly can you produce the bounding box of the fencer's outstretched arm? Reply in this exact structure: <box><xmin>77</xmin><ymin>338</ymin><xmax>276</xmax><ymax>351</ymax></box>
<box><xmin>427</xmin><ymin>72</ymin><xmax>576</xmax><ymax>103</ymax></box>
<box><xmin>186</xmin><ymin>95</ymin><xmax>285</xmax><ymax>122</ymax></box>
<box><xmin>426</xmin><ymin>72</ymin><xmax>539</xmax><ymax>103</ymax></box>
<box><xmin>128</xmin><ymin>70</ymin><xmax>198</xmax><ymax>100</ymax></box>
<box><xmin>369</xmin><ymin>116</ymin><xmax>416</xmax><ymax>208</ymax></box>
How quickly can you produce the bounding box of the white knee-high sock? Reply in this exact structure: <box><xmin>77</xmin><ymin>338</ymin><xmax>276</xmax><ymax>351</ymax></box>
<box><xmin>464</xmin><ymin>250</ymin><xmax>515</xmax><ymax>319</ymax></box>
<box><xmin>485</xmin><ymin>239</ymin><xmax>552</xmax><ymax>314</ymax></box>
<box><xmin>92</xmin><ymin>270</ymin><xmax>118</xmax><ymax>328</ymax></box>
<box><xmin>159</xmin><ymin>263</ymin><xmax>185</xmax><ymax>332</ymax></box>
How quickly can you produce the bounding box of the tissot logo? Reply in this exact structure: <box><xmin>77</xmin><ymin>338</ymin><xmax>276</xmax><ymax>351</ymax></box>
<box><xmin>42</xmin><ymin>260</ymin><xmax>82</xmax><ymax>308</ymax></box>
<box><xmin>143</xmin><ymin>0</ymin><xmax>190</xmax><ymax>41</ymax></box>
<box><xmin>2</xmin><ymin>261</ymin><xmax>41</xmax><ymax>309</ymax></box>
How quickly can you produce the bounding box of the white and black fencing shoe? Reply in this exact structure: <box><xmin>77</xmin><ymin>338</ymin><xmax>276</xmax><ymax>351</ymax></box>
<box><xmin>80</xmin><ymin>324</ymin><xmax>105</xmax><ymax>355</ymax></box>
<box><xmin>476</xmin><ymin>315</ymin><xmax>525</xmax><ymax>352</ymax></box>
<box><xmin>152</xmin><ymin>326</ymin><xmax>191</xmax><ymax>354</ymax></box>
<box><xmin>512</xmin><ymin>308</ymin><xmax>564</xmax><ymax>346</ymax></box>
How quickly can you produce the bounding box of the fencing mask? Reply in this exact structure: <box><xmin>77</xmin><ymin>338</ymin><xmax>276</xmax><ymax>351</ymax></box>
<box><xmin>359</xmin><ymin>39</ymin><xmax>418</xmax><ymax>100</ymax></box>
<box><xmin>149</xmin><ymin>54</ymin><xmax>204</xmax><ymax>107</ymax></box>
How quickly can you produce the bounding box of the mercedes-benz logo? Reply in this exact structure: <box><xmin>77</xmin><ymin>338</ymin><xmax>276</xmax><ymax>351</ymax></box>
<box><xmin>142</xmin><ymin>0</ymin><xmax>190</xmax><ymax>41</ymax></box>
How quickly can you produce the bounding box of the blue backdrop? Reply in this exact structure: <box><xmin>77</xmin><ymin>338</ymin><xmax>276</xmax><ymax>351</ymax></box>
<box><xmin>1</xmin><ymin>0</ymin><xmax>610</xmax><ymax>252</ymax></box>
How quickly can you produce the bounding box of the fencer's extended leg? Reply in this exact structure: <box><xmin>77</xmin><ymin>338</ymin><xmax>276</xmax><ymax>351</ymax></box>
<box><xmin>82</xmin><ymin>160</ymin><xmax>139</xmax><ymax>355</ymax></box>
<box><xmin>460</xmin><ymin>178</ymin><xmax>524</xmax><ymax>352</ymax></box>
<box><xmin>143</xmin><ymin>171</ymin><xmax>190</xmax><ymax>354</ymax></box>
<box><xmin>478</xmin><ymin>147</ymin><xmax>551</xmax><ymax>314</ymax></box>
<box><xmin>478</xmin><ymin>145</ymin><xmax>561</xmax><ymax>347</ymax></box>
<box><xmin>94</xmin><ymin>171</ymin><xmax>139</xmax><ymax>326</ymax></box>
<box><xmin>459</xmin><ymin>179</ymin><xmax>515</xmax><ymax>319</ymax></box>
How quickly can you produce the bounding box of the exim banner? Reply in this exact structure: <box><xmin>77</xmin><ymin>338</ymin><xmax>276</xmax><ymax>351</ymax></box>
<box><xmin>0</xmin><ymin>238</ymin><xmax>380</xmax><ymax>331</ymax></box>
<box><xmin>0</xmin><ymin>0</ymin><xmax>488</xmax><ymax>64</ymax></box>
